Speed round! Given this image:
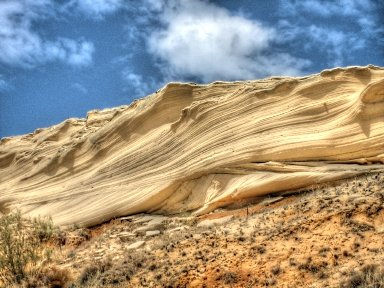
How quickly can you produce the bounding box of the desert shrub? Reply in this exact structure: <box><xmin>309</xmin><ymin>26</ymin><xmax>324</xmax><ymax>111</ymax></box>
<box><xmin>79</xmin><ymin>264</ymin><xmax>100</xmax><ymax>285</ymax></box>
<box><xmin>78</xmin><ymin>259</ymin><xmax>113</xmax><ymax>286</ymax></box>
<box><xmin>271</xmin><ymin>265</ymin><xmax>281</xmax><ymax>275</ymax></box>
<box><xmin>77</xmin><ymin>255</ymin><xmax>141</xmax><ymax>287</ymax></box>
<box><xmin>43</xmin><ymin>266</ymin><xmax>71</xmax><ymax>288</ymax></box>
<box><xmin>217</xmin><ymin>271</ymin><xmax>239</xmax><ymax>284</ymax></box>
<box><xmin>26</xmin><ymin>266</ymin><xmax>71</xmax><ymax>288</ymax></box>
<box><xmin>0</xmin><ymin>211</ymin><xmax>56</xmax><ymax>286</ymax></box>
<box><xmin>65</xmin><ymin>228</ymin><xmax>91</xmax><ymax>247</ymax></box>
<box><xmin>32</xmin><ymin>216</ymin><xmax>55</xmax><ymax>243</ymax></box>
<box><xmin>340</xmin><ymin>264</ymin><xmax>384</xmax><ymax>288</ymax></box>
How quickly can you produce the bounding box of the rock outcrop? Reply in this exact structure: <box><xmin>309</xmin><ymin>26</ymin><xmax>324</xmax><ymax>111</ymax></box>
<box><xmin>1</xmin><ymin>65</ymin><xmax>383</xmax><ymax>226</ymax></box>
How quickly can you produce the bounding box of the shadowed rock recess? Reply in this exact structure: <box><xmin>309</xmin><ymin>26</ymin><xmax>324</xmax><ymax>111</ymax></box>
<box><xmin>1</xmin><ymin>65</ymin><xmax>383</xmax><ymax>227</ymax></box>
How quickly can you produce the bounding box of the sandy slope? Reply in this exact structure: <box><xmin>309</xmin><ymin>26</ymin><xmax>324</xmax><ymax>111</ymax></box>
<box><xmin>54</xmin><ymin>172</ymin><xmax>384</xmax><ymax>287</ymax></box>
<box><xmin>0</xmin><ymin>65</ymin><xmax>383</xmax><ymax>226</ymax></box>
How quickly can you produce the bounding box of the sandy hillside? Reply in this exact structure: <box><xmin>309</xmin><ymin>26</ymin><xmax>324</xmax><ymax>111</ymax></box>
<box><xmin>47</xmin><ymin>171</ymin><xmax>384</xmax><ymax>288</ymax></box>
<box><xmin>1</xmin><ymin>65</ymin><xmax>384</xmax><ymax>226</ymax></box>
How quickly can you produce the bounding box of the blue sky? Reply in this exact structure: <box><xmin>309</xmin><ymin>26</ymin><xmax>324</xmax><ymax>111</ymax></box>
<box><xmin>0</xmin><ymin>0</ymin><xmax>383</xmax><ymax>137</ymax></box>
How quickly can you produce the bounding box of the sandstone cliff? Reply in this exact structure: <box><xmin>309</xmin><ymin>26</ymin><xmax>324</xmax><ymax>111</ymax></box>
<box><xmin>1</xmin><ymin>65</ymin><xmax>383</xmax><ymax>226</ymax></box>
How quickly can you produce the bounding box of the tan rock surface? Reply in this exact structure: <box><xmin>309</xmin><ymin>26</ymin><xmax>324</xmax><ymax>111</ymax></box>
<box><xmin>0</xmin><ymin>65</ymin><xmax>383</xmax><ymax>226</ymax></box>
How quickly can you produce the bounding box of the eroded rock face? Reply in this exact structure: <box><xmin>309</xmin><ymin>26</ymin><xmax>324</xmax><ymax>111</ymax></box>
<box><xmin>0</xmin><ymin>65</ymin><xmax>383</xmax><ymax>226</ymax></box>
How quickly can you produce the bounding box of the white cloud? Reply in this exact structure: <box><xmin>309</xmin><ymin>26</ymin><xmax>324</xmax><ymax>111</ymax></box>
<box><xmin>123</xmin><ymin>71</ymin><xmax>142</xmax><ymax>88</ymax></box>
<box><xmin>307</xmin><ymin>26</ymin><xmax>365</xmax><ymax>66</ymax></box>
<box><xmin>278</xmin><ymin>0</ymin><xmax>381</xmax><ymax>66</ymax></box>
<box><xmin>281</xmin><ymin>0</ymin><xmax>374</xmax><ymax>17</ymax></box>
<box><xmin>71</xmin><ymin>82</ymin><xmax>88</xmax><ymax>94</ymax></box>
<box><xmin>122</xmin><ymin>70</ymin><xmax>159</xmax><ymax>96</ymax></box>
<box><xmin>59</xmin><ymin>39</ymin><xmax>94</xmax><ymax>66</ymax></box>
<box><xmin>278</xmin><ymin>20</ymin><xmax>365</xmax><ymax>66</ymax></box>
<box><xmin>69</xmin><ymin>0</ymin><xmax>123</xmax><ymax>18</ymax></box>
<box><xmin>0</xmin><ymin>75</ymin><xmax>9</xmax><ymax>92</ymax></box>
<box><xmin>281</xmin><ymin>0</ymin><xmax>380</xmax><ymax>35</ymax></box>
<box><xmin>145</xmin><ymin>0</ymin><xmax>310</xmax><ymax>82</ymax></box>
<box><xmin>0</xmin><ymin>0</ymin><xmax>94</xmax><ymax>67</ymax></box>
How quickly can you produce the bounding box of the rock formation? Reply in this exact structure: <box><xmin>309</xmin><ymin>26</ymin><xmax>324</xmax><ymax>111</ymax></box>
<box><xmin>0</xmin><ymin>65</ymin><xmax>383</xmax><ymax>226</ymax></box>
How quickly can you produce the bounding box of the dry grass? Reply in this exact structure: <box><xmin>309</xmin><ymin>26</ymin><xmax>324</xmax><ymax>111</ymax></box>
<box><xmin>341</xmin><ymin>264</ymin><xmax>384</xmax><ymax>288</ymax></box>
<box><xmin>1</xmin><ymin>172</ymin><xmax>384</xmax><ymax>287</ymax></box>
<box><xmin>0</xmin><ymin>211</ymin><xmax>70</xmax><ymax>288</ymax></box>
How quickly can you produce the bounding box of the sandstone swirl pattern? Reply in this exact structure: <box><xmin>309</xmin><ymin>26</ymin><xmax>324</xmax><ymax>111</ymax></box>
<box><xmin>0</xmin><ymin>66</ymin><xmax>384</xmax><ymax>227</ymax></box>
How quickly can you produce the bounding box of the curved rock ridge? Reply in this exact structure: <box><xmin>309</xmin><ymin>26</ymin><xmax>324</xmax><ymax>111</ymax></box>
<box><xmin>1</xmin><ymin>65</ymin><xmax>384</xmax><ymax>226</ymax></box>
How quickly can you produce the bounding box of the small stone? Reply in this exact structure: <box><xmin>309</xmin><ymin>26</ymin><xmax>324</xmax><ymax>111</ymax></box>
<box><xmin>197</xmin><ymin>266</ymin><xmax>206</xmax><ymax>273</ymax></box>
<box><xmin>193</xmin><ymin>234</ymin><xmax>202</xmax><ymax>240</ymax></box>
<box><xmin>119</xmin><ymin>215</ymin><xmax>137</xmax><ymax>221</ymax></box>
<box><xmin>260</xmin><ymin>196</ymin><xmax>284</xmax><ymax>206</ymax></box>
<box><xmin>190</xmin><ymin>279</ymin><xmax>202</xmax><ymax>287</ymax></box>
<box><xmin>168</xmin><ymin>226</ymin><xmax>188</xmax><ymax>233</ymax></box>
<box><xmin>134</xmin><ymin>217</ymin><xmax>166</xmax><ymax>233</ymax></box>
<box><xmin>133</xmin><ymin>215</ymin><xmax>167</xmax><ymax>225</ymax></box>
<box><xmin>197</xmin><ymin>215</ymin><xmax>234</xmax><ymax>228</ymax></box>
<box><xmin>94</xmin><ymin>249</ymin><xmax>105</xmax><ymax>254</ymax></box>
<box><xmin>376</xmin><ymin>225</ymin><xmax>384</xmax><ymax>233</ymax></box>
<box><xmin>339</xmin><ymin>267</ymin><xmax>349</xmax><ymax>275</ymax></box>
<box><xmin>112</xmin><ymin>256</ymin><xmax>122</xmax><ymax>261</ymax></box>
<box><xmin>146</xmin><ymin>230</ymin><xmax>161</xmax><ymax>237</ymax></box>
<box><xmin>127</xmin><ymin>240</ymin><xmax>145</xmax><ymax>250</ymax></box>
<box><xmin>118</xmin><ymin>232</ymin><xmax>135</xmax><ymax>242</ymax></box>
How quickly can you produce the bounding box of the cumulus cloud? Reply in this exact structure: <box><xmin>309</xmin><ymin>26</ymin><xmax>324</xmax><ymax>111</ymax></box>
<box><xmin>281</xmin><ymin>0</ymin><xmax>380</xmax><ymax>35</ymax></box>
<box><xmin>71</xmin><ymin>82</ymin><xmax>88</xmax><ymax>94</ymax></box>
<box><xmin>0</xmin><ymin>0</ymin><xmax>94</xmax><ymax>67</ymax></box>
<box><xmin>145</xmin><ymin>0</ymin><xmax>310</xmax><ymax>82</ymax></box>
<box><xmin>0</xmin><ymin>75</ymin><xmax>9</xmax><ymax>92</ymax></box>
<box><xmin>307</xmin><ymin>26</ymin><xmax>365</xmax><ymax>66</ymax></box>
<box><xmin>278</xmin><ymin>0</ymin><xmax>381</xmax><ymax>66</ymax></box>
<box><xmin>67</xmin><ymin>0</ymin><xmax>123</xmax><ymax>18</ymax></box>
<box><xmin>281</xmin><ymin>0</ymin><xmax>375</xmax><ymax>18</ymax></box>
<box><xmin>55</xmin><ymin>39</ymin><xmax>94</xmax><ymax>66</ymax></box>
<box><xmin>122</xmin><ymin>70</ymin><xmax>159</xmax><ymax>96</ymax></box>
<box><xmin>278</xmin><ymin>20</ymin><xmax>365</xmax><ymax>66</ymax></box>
